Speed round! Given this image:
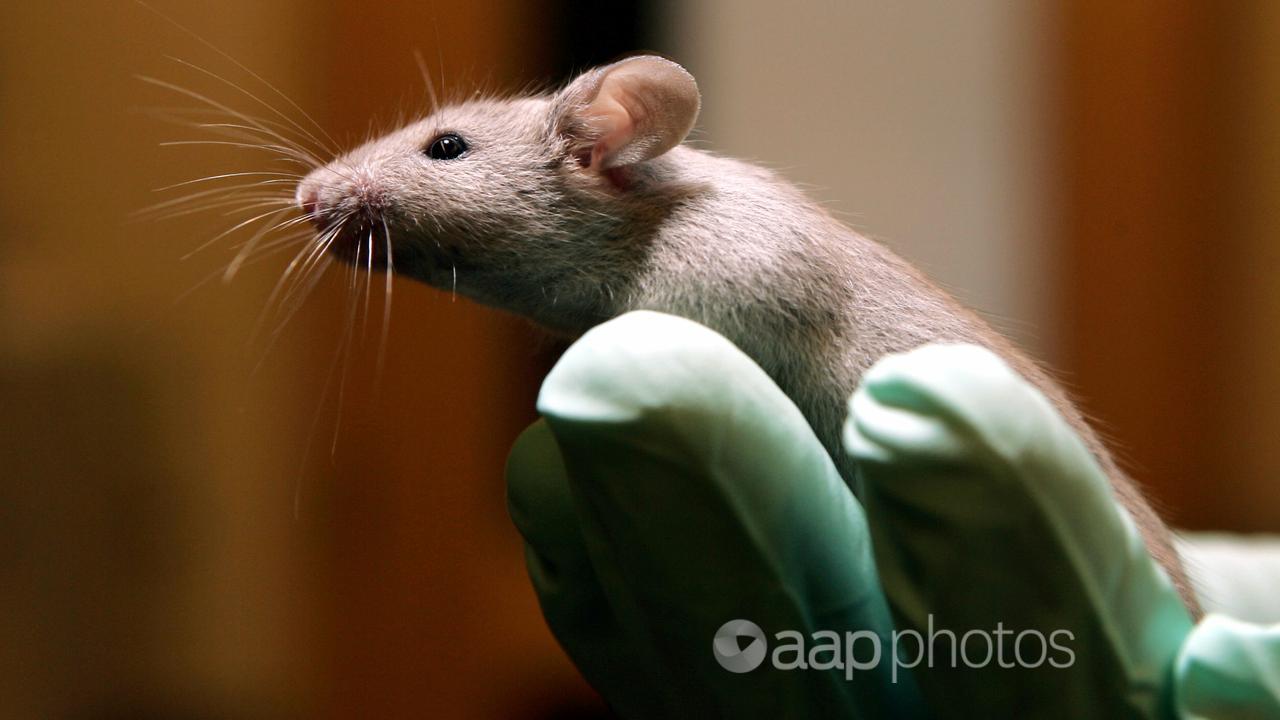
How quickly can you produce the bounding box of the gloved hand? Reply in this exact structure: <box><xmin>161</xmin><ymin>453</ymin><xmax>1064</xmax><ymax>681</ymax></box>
<box><xmin>505</xmin><ymin>310</ymin><xmax>1280</xmax><ymax>718</ymax></box>
<box><xmin>505</xmin><ymin>310</ymin><xmax>926</xmax><ymax>718</ymax></box>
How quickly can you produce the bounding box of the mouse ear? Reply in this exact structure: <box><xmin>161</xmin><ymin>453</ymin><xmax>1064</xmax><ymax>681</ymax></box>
<box><xmin>554</xmin><ymin>55</ymin><xmax>700</xmax><ymax>171</ymax></box>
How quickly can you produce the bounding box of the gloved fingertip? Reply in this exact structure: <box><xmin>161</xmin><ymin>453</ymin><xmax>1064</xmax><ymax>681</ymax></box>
<box><xmin>843</xmin><ymin>387</ymin><xmax>969</xmax><ymax>466</ymax></box>
<box><xmin>505</xmin><ymin>420</ymin><xmax>580</xmax><ymax>552</ymax></box>
<box><xmin>536</xmin><ymin>310</ymin><xmax>772</xmax><ymax>430</ymax></box>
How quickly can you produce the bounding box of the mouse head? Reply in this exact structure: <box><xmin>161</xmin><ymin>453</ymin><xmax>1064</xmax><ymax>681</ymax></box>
<box><xmin>295</xmin><ymin>55</ymin><xmax>700</xmax><ymax>331</ymax></box>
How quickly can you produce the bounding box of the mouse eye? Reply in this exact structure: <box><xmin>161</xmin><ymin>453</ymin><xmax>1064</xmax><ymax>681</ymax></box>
<box><xmin>426</xmin><ymin>133</ymin><xmax>468</xmax><ymax>160</ymax></box>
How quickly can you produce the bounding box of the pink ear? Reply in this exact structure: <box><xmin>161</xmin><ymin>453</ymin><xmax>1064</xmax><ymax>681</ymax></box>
<box><xmin>555</xmin><ymin>56</ymin><xmax>700</xmax><ymax>170</ymax></box>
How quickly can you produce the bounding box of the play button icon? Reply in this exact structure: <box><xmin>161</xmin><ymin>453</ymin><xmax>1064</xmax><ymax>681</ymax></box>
<box><xmin>713</xmin><ymin>619</ymin><xmax>767</xmax><ymax>673</ymax></box>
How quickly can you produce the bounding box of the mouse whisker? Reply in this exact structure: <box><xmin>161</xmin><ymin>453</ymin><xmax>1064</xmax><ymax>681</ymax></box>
<box><xmin>374</xmin><ymin>217</ymin><xmax>394</xmax><ymax>387</ymax></box>
<box><xmin>139</xmin><ymin>76</ymin><xmax>324</xmax><ymax>169</ymax></box>
<box><xmin>140</xmin><ymin>105</ymin><xmax>318</xmax><ymax>148</ymax></box>
<box><xmin>152</xmin><ymin>171</ymin><xmax>303</xmax><ymax>193</ymax></box>
<box><xmin>361</xmin><ymin>227</ymin><xmax>374</xmax><ymax>339</ymax></box>
<box><xmin>275</xmin><ymin>235</ymin><xmax>337</xmax><ymax>312</ymax></box>
<box><xmin>347</xmin><ymin>228</ymin><xmax>363</xmax><ymax>295</ymax></box>
<box><xmin>135</xmin><ymin>2</ymin><xmax>340</xmax><ymax>156</ymax></box>
<box><xmin>141</xmin><ymin>193</ymin><xmax>292</xmax><ymax>225</ymax></box>
<box><xmin>267</xmin><ymin>213</ymin><xmax>322</xmax><ymax>234</ymax></box>
<box><xmin>226</xmin><ymin>229</ymin><xmax>312</xmax><ymax>258</ymax></box>
<box><xmin>222</xmin><ymin>207</ymin><xmax>301</xmax><ymax>282</ymax></box>
<box><xmin>252</xmin><ymin>250</ymin><xmax>337</xmax><ymax>379</ymax></box>
<box><xmin>412</xmin><ymin>49</ymin><xmax>441</xmax><ymax>115</ymax></box>
<box><xmin>431</xmin><ymin>23</ymin><xmax>450</xmax><ymax>105</ymax></box>
<box><xmin>190</xmin><ymin>123</ymin><xmax>327</xmax><ymax>169</ymax></box>
<box><xmin>328</xmin><ymin>231</ymin><xmax>369</xmax><ymax>457</ymax></box>
<box><xmin>211</xmin><ymin>198</ymin><xmax>300</xmax><ymax>218</ymax></box>
<box><xmin>134</xmin><ymin>182</ymin><xmax>289</xmax><ymax>217</ymax></box>
<box><xmin>250</xmin><ymin>224</ymin><xmax>347</xmax><ymax>371</ymax></box>
<box><xmin>167</xmin><ymin>232</ymin><xmax>311</xmax><ymax>317</ymax></box>
<box><xmin>154</xmin><ymin>181</ymin><xmax>297</xmax><ymax>210</ymax></box>
<box><xmin>219</xmin><ymin>233</ymin><xmax>313</xmax><ymax>277</ymax></box>
<box><xmin>248</xmin><ymin>223</ymin><xmax>341</xmax><ymax>349</ymax></box>
<box><xmin>162</xmin><ymin>55</ymin><xmax>337</xmax><ymax>159</ymax></box>
<box><xmin>182</xmin><ymin>205</ymin><xmax>297</xmax><ymax>260</ymax></box>
<box><xmin>191</xmin><ymin>124</ymin><xmax>326</xmax><ymax>167</ymax></box>
<box><xmin>270</xmin><ymin>215</ymin><xmax>354</xmax><ymax>325</ymax></box>
<box><xmin>157</xmin><ymin>139</ymin><xmax>318</xmax><ymax>169</ymax></box>
<box><xmin>209</xmin><ymin>199</ymin><xmax>298</xmax><ymax>221</ymax></box>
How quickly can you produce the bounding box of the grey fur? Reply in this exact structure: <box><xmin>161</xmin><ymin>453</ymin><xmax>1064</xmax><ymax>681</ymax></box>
<box><xmin>297</xmin><ymin>57</ymin><xmax>1196</xmax><ymax>612</ymax></box>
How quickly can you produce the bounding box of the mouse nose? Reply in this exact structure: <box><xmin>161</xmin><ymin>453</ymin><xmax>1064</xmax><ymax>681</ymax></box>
<box><xmin>296</xmin><ymin>184</ymin><xmax>328</xmax><ymax>232</ymax></box>
<box><xmin>297</xmin><ymin>187</ymin><xmax>320</xmax><ymax>223</ymax></box>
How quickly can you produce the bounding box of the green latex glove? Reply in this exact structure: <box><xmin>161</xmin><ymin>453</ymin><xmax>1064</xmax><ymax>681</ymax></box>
<box><xmin>506</xmin><ymin>311</ymin><xmax>1280</xmax><ymax>718</ymax></box>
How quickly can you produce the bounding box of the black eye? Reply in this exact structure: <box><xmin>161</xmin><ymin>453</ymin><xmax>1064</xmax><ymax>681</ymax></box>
<box><xmin>426</xmin><ymin>133</ymin><xmax>468</xmax><ymax>160</ymax></box>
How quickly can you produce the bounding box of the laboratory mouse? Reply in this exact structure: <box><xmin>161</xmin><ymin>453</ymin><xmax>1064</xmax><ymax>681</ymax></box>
<box><xmin>295</xmin><ymin>55</ymin><xmax>1198</xmax><ymax>611</ymax></box>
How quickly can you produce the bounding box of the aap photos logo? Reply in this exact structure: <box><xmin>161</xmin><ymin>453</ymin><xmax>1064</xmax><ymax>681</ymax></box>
<box><xmin>712</xmin><ymin>619</ymin><xmax>767</xmax><ymax>673</ymax></box>
<box><xmin>711</xmin><ymin>615</ymin><xmax>1077</xmax><ymax>682</ymax></box>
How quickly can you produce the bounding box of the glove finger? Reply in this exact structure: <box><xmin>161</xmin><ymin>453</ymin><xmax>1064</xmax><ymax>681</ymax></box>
<box><xmin>506</xmin><ymin>420</ymin><xmax>668</xmax><ymax>719</ymax></box>
<box><xmin>845</xmin><ymin>343</ymin><xmax>1193</xmax><ymax>719</ymax></box>
<box><xmin>539</xmin><ymin>310</ymin><xmax>925</xmax><ymax>719</ymax></box>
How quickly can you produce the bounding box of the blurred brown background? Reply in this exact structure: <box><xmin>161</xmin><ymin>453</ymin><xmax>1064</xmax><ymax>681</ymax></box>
<box><xmin>1</xmin><ymin>1</ymin><xmax>1276</xmax><ymax>718</ymax></box>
